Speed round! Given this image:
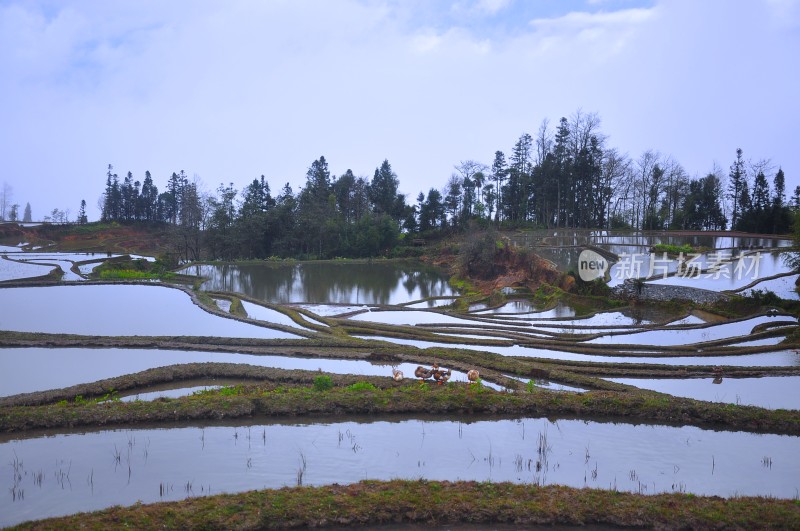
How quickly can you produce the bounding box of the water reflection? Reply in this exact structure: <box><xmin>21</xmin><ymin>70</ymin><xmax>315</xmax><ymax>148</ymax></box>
<box><xmin>0</xmin><ymin>348</ymin><xmax>486</xmax><ymax>397</ymax></box>
<box><xmin>605</xmin><ymin>376</ymin><xmax>800</xmax><ymax>410</ymax></box>
<box><xmin>181</xmin><ymin>262</ymin><xmax>454</xmax><ymax>305</ymax></box>
<box><xmin>362</xmin><ymin>336</ymin><xmax>800</xmax><ymax>366</ymax></box>
<box><xmin>0</xmin><ymin>285</ymin><xmax>300</xmax><ymax>339</ymax></box>
<box><xmin>1</xmin><ymin>417</ymin><xmax>797</xmax><ymax>526</ymax></box>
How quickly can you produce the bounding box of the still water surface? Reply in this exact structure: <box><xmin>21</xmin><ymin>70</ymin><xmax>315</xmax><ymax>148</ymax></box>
<box><xmin>0</xmin><ymin>348</ymin><xmax>480</xmax><ymax>397</ymax></box>
<box><xmin>0</xmin><ymin>285</ymin><xmax>300</xmax><ymax>339</ymax></box>
<box><xmin>606</xmin><ymin>376</ymin><xmax>800</xmax><ymax>410</ymax></box>
<box><xmin>1</xmin><ymin>417</ymin><xmax>797</xmax><ymax>527</ymax></box>
<box><xmin>180</xmin><ymin>262</ymin><xmax>455</xmax><ymax>305</ymax></box>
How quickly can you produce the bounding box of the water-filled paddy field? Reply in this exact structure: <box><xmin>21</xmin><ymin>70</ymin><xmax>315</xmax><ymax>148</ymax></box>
<box><xmin>2</xmin><ymin>231</ymin><xmax>800</xmax><ymax>526</ymax></box>
<box><xmin>0</xmin><ymin>284</ymin><xmax>300</xmax><ymax>338</ymax></box>
<box><xmin>1</xmin><ymin>416</ymin><xmax>798</xmax><ymax>527</ymax></box>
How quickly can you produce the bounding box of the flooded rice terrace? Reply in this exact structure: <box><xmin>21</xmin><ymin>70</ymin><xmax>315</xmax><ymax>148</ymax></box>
<box><xmin>1</xmin><ymin>417</ymin><xmax>798</xmax><ymax>527</ymax></box>
<box><xmin>1</xmin><ymin>231</ymin><xmax>800</xmax><ymax>525</ymax></box>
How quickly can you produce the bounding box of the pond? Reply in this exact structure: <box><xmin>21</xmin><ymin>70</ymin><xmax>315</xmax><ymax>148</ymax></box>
<box><xmin>606</xmin><ymin>376</ymin><xmax>800</xmax><ymax>410</ymax></box>
<box><xmin>179</xmin><ymin>262</ymin><xmax>455</xmax><ymax>305</ymax></box>
<box><xmin>1</xmin><ymin>416</ymin><xmax>797</xmax><ymax>527</ymax></box>
<box><xmin>0</xmin><ymin>285</ymin><xmax>301</xmax><ymax>339</ymax></box>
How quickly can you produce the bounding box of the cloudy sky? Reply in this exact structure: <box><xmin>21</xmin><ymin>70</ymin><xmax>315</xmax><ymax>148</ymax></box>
<box><xmin>1</xmin><ymin>0</ymin><xmax>798</xmax><ymax>221</ymax></box>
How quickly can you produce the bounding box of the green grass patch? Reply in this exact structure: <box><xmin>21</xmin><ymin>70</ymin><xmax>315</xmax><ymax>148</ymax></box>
<box><xmin>346</xmin><ymin>381</ymin><xmax>378</xmax><ymax>392</ymax></box>
<box><xmin>20</xmin><ymin>479</ymin><xmax>800</xmax><ymax>530</ymax></box>
<box><xmin>313</xmin><ymin>375</ymin><xmax>334</xmax><ymax>391</ymax></box>
<box><xmin>652</xmin><ymin>243</ymin><xmax>694</xmax><ymax>255</ymax></box>
<box><xmin>98</xmin><ymin>269</ymin><xmax>172</xmax><ymax>280</ymax></box>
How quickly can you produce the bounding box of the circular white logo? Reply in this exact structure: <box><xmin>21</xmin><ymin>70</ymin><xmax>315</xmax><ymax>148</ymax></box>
<box><xmin>578</xmin><ymin>249</ymin><xmax>608</xmax><ymax>282</ymax></box>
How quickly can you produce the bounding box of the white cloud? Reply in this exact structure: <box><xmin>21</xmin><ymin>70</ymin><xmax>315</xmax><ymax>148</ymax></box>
<box><xmin>0</xmin><ymin>0</ymin><xmax>797</xmax><ymax>220</ymax></box>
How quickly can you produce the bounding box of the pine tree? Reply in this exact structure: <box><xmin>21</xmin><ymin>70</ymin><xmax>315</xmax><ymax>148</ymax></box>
<box><xmin>78</xmin><ymin>199</ymin><xmax>88</xmax><ymax>224</ymax></box>
<box><xmin>491</xmin><ymin>151</ymin><xmax>507</xmax><ymax>224</ymax></box>
<box><xmin>728</xmin><ymin>148</ymin><xmax>746</xmax><ymax>227</ymax></box>
<box><xmin>23</xmin><ymin>203</ymin><xmax>32</xmax><ymax>223</ymax></box>
<box><xmin>140</xmin><ymin>171</ymin><xmax>158</xmax><ymax>222</ymax></box>
<box><xmin>369</xmin><ymin>160</ymin><xmax>401</xmax><ymax>219</ymax></box>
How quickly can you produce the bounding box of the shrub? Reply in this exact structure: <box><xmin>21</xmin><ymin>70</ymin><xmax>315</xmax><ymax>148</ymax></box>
<box><xmin>346</xmin><ymin>381</ymin><xmax>378</xmax><ymax>391</ymax></box>
<box><xmin>652</xmin><ymin>243</ymin><xmax>693</xmax><ymax>255</ymax></box>
<box><xmin>313</xmin><ymin>375</ymin><xmax>333</xmax><ymax>391</ymax></box>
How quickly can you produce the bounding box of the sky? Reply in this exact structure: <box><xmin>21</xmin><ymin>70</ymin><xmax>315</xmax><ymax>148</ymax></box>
<box><xmin>1</xmin><ymin>0</ymin><xmax>798</xmax><ymax>221</ymax></box>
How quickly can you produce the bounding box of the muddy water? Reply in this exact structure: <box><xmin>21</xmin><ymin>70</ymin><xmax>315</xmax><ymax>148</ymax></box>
<box><xmin>179</xmin><ymin>262</ymin><xmax>455</xmax><ymax>305</ymax></box>
<box><xmin>1</xmin><ymin>417</ymin><xmax>797</xmax><ymax>527</ymax></box>
<box><xmin>0</xmin><ymin>284</ymin><xmax>300</xmax><ymax>339</ymax></box>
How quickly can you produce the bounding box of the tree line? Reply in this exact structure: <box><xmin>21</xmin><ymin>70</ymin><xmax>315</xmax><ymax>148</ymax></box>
<box><xmin>98</xmin><ymin>110</ymin><xmax>794</xmax><ymax>261</ymax></box>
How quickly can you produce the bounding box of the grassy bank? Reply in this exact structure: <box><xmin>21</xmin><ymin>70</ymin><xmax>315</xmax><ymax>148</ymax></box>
<box><xmin>2</xmin><ymin>378</ymin><xmax>798</xmax><ymax>435</ymax></box>
<box><xmin>12</xmin><ymin>479</ymin><xmax>800</xmax><ymax>530</ymax></box>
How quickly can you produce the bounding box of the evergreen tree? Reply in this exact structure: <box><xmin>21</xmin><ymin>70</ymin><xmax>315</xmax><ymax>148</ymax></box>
<box><xmin>490</xmin><ymin>151</ymin><xmax>507</xmax><ymax>223</ymax></box>
<box><xmin>205</xmin><ymin>183</ymin><xmax>238</xmax><ymax>259</ymax></box>
<box><xmin>78</xmin><ymin>199</ymin><xmax>88</xmax><ymax>224</ymax></box>
<box><xmin>506</xmin><ymin>133</ymin><xmax>533</xmax><ymax>222</ymax></box>
<box><xmin>752</xmin><ymin>171</ymin><xmax>770</xmax><ymax>213</ymax></box>
<box><xmin>101</xmin><ymin>164</ymin><xmax>122</xmax><ymax>222</ymax></box>
<box><xmin>23</xmin><ymin>203</ymin><xmax>32</xmax><ymax>223</ymax></box>
<box><xmin>728</xmin><ymin>148</ymin><xmax>746</xmax><ymax>227</ymax></box>
<box><xmin>773</xmin><ymin>168</ymin><xmax>785</xmax><ymax>208</ymax></box>
<box><xmin>165</xmin><ymin>171</ymin><xmax>186</xmax><ymax>224</ymax></box>
<box><xmin>297</xmin><ymin>156</ymin><xmax>335</xmax><ymax>257</ymax></box>
<box><xmin>735</xmin><ymin>181</ymin><xmax>752</xmax><ymax>231</ymax></box>
<box><xmin>771</xmin><ymin>168</ymin><xmax>791</xmax><ymax>234</ymax></box>
<box><xmin>238</xmin><ymin>176</ymin><xmax>274</xmax><ymax>258</ymax></box>
<box><xmin>552</xmin><ymin>117</ymin><xmax>571</xmax><ymax>227</ymax></box>
<box><xmin>369</xmin><ymin>160</ymin><xmax>402</xmax><ymax>220</ymax></box>
<box><xmin>122</xmin><ymin>171</ymin><xmax>137</xmax><ymax>221</ymax></box>
<box><xmin>268</xmin><ymin>183</ymin><xmax>298</xmax><ymax>256</ymax></box>
<box><xmin>140</xmin><ymin>171</ymin><xmax>158</xmax><ymax>222</ymax></box>
<box><xmin>176</xmin><ymin>181</ymin><xmax>205</xmax><ymax>261</ymax></box>
<box><xmin>419</xmin><ymin>188</ymin><xmax>444</xmax><ymax>232</ymax></box>
<box><xmin>443</xmin><ymin>175</ymin><xmax>461</xmax><ymax>227</ymax></box>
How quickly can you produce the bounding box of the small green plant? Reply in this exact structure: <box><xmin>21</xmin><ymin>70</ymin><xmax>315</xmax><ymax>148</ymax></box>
<box><xmin>98</xmin><ymin>389</ymin><xmax>120</xmax><ymax>402</ymax></box>
<box><xmin>313</xmin><ymin>375</ymin><xmax>333</xmax><ymax>391</ymax></box>
<box><xmin>98</xmin><ymin>269</ymin><xmax>172</xmax><ymax>280</ymax></box>
<box><xmin>218</xmin><ymin>385</ymin><xmax>244</xmax><ymax>396</ymax></box>
<box><xmin>526</xmin><ymin>380</ymin><xmax>537</xmax><ymax>393</ymax></box>
<box><xmin>346</xmin><ymin>381</ymin><xmax>378</xmax><ymax>392</ymax></box>
<box><xmin>652</xmin><ymin>243</ymin><xmax>693</xmax><ymax>255</ymax></box>
<box><xmin>228</xmin><ymin>298</ymin><xmax>247</xmax><ymax>317</ymax></box>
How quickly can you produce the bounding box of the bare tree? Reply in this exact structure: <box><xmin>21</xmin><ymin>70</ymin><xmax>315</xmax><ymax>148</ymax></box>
<box><xmin>1</xmin><ymin>182</ymin><xmax>13</xmax><ymax>220</ymax></box>
<box><xmin>602</xmin><ymin>148</ymin><xmax>630</xmax><ymax>228</ymax></box>
<box><xmin>534</xmin><ymin>118</ymin><xmax>552</xmax><ymax>166</ymax></box>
